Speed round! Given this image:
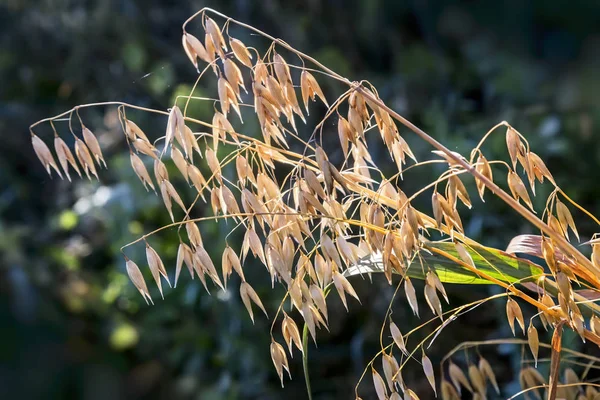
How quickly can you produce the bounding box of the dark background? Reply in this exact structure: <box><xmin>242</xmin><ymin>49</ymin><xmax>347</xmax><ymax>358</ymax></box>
<box><xmin>2</xmin><ymin>0</ymin><xmax>600</xmax><ymax>399</ymax></box>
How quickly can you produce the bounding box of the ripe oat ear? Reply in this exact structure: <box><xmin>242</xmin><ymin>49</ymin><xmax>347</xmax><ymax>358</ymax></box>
<box><xmin>31</xmin><ymin>8</ymin><xmax>600</xmax><ymax>399</ymax></box>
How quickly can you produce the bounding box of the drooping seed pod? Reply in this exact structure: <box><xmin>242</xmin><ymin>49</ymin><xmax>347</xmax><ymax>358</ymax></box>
<box><xmin>82</xmin><ymin>126</ymin><xmax>106</xmax><ymax>168</ymax></box>
<box><xmin>281</xmin><ymin>314</ymin><xmax>302</xmax><ymax>356</ymax></box>
<box><xmin>300</xmin><ymin>70</ymin><xmax>328</xmax><ymax>113</ymax></box>
<box><xmin>130</xmin><ymin>152</ymin><xmax>155</xmax><ymax>191</ymax></box>
<box><xmin>74</xmin><ymin>138</ymin><xmax>98</xmax><ymax>180</ymax></box>
<box><xmin>54</xmin><ymin>136</ymin><xmax>81</xmax><ymax>181</ymax></box>
<box><xmin>478</xmin><ymin>357</ymin><xmax>499</xmax><ymax>394</ymax></box>
<box><xmin>506</xmin><ymin>297</ymin><xmax>525</xmax><ymax>335</ymax></box>
<box><xmin>527</xmin><ymin>322</ymin><xmax>539</xmax><ymax>367</ymax></box>
<box><xmin>145</xmin><ymin>242</ymin><xmax>171</xmax><ymax>298</ymax></box>
<box><xmin>240</xmin><ymin>281</ymin><xmax>268</xmax><ymax>323</ymax></box>
<box><xmin>372</xmin><ymin>367</ymin><xmax>388</xmax><ymax>400</ymax></box>
<box><xmin>448</xmin><ymin>362</ymin><xmax>472</xmax><ymax>394</ymax></box>
<box><xmin>507</xmin><ymin>171</ymin><xmax>533</xmax><ymax>209</ymax></box>
<box><xmin>270</xmin><ymin>340</ymin><xmax>290</xmax><ymax>387</ymax></box>
<box><xmin>422</xmin><ymin>352</ymin><xmax>437</xmax><ymax>396</ymax></box>
<box><xmin>125</xmin><ymin>258</ymin><xmax>153</xmax><ymax>304</ymax></box>
<box><xmin>229</xmin><ymin>37</ymin><xmax>252</xmax><ymax>67</ymax></box>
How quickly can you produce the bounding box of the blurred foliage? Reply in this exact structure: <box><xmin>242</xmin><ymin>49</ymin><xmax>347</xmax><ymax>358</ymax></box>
<box><xmin>2</xmin><ymin>0</ymin><xmax>600</xmax><ymax>399</ymax></box>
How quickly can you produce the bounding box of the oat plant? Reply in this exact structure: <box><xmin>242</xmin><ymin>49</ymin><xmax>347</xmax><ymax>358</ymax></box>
<box><xmin>29</xmin><ymin>8</ymin><xmax>600</xmax><ymax>399</ymax></box>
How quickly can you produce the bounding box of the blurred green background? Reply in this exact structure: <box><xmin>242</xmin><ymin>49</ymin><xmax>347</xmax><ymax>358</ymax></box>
<box><xmin>2</xmin><ymin>0</ymin><xmax>600</xmax><ymax>399</ymax></box>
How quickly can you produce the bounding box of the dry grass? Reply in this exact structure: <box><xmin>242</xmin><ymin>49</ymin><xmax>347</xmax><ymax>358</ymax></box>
<box><xmin>29</xmin><ymin>8</ymin><xmax>600</xmax><ymax>399</ymax></box>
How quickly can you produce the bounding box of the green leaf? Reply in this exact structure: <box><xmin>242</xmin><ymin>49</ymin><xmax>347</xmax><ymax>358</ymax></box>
<box><xmin>345</xmin><ymin>241</ymin><xmax>544</xmax><ymax>285</ymax></box>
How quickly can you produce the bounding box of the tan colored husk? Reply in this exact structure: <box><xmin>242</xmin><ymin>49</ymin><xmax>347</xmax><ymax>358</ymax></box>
<box><xmin>145</xmin><ymin>242</ymin><xmax>171</xmax><ymax>299</ymax></box>
<box><xmin>54</xmin><ymin>136</ymin><xmax>81</xmax><ymax>181</ymax></box>
<box><xmin>240</xmin><ymin>281</ymin><xmax>268</xmax><ymax>323</ymax></box>
<box><xmin>422</xmin><ymin>353</ymin><xmax>437</xmax><ymax>396</ymax></box>
<box><xmin>229</xmin><ymin>37</ymin><xmax>252</xmax><ymax>67</ymax></box>
<box><xmin>448</xmin><ymin>362</ymin><xmax>473</xmax><ymax>395</ymax></box>
<box><xmin>282</xmin><ymin>314</ymin><xmax>302</xmax><ymax>355</ymax></box>
<box><xmin>270</xmin><ymin>340</ymin><xmax>290</xmax><ymax>387</ymax></box>
<box><xmin>132</xmin><ymin>138</ymin><xmax>158</xmax><ymax>160</ymax></box>
<box><xmin>372</xmin><ymin>368</ymin><xmax>388</xmax><ymax>400</ymax></box>
<box><xmin>130</xmin><ymin>152</ymin><xmax>155</xmax><ymax>191</ymax></box>
<box><xmin>82</xmin><ymin>126</ymin><xmax>106</xmax><ymax>167</ymax></box>
<box><xmin>75</xmin><ymin>138</ymin><xmax>98</xmax><ymax>180</ymax></box>
<box><xmin>478</xmin><ymin>358</ymin><xmax>499</xmax><ymax>394</ymax></box>
<box><xmin>125</xmin><ymin>258</ymin><xmax>153</xmax><ymax>304</ymax></box>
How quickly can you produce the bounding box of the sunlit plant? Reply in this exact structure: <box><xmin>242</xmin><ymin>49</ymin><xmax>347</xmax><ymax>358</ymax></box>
<box><xmin>30</xmin><ymin>8</ymin><xmax>600</xmax><ymax>399</ymax></box>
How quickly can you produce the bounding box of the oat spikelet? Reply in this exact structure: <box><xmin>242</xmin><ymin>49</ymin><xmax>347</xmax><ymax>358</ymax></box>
<box><xmin>145</xmin><ymin>242</ymin><xmax>171</xmax><ymax>299</ymax></box>
<box><xmin>130</xmin><ymin>152</ymin><xmax>155</xmax><ymax>191</ymax></box>
<box><xmin>506</xmin><ymin>297</ymin><xmax>525</xmax><ymax>335</ymax></box>
<box><xmin>556</xmin><ymin>200</ymin><xmax>579</xmax><ymax>241</ymax></box>
<box><xmin>124</xmin><ymin>119</ymin><xmax>149</xmax><ymax>142</ymax></box>
<box><xmin>132</xmin><ymin>138</ymin><xmax>159</xmax><ymax>160</ymax></box>
<box><xmin>300</xmin><ymin>70</ymin><xmax>328</xmax><ymax>113</ymax></box>
<box><xmin>183</xmin><ymin>32</ymin><xmax>212</xmax><ymax>68</ymax></box>
<box><xmin>422</xmin><ymin>352</ymin><xmax>437</xmax><ymax>396</ymax></box>
<box><xmin>507</xmin><ymin>171</ymin><xmax>533</xmax><ymax>210</ymax></box>
<box><xmin>527</xmin><ymin>322</ymin><xmax>539</xmax><ymax>367</ymax></box>
<box><xmin>282</xmin><ymin>314</ymin><xmax>302</xmax><ymax>356</ymax></box>
<box><xmin>240</xmin><ymin>281</ymin><xmax>268</xmax><ymax>323</ymax></box>
<box><xmin>441</xmin><ymin>380</ymin><xmax>460</xmax><ymax>400</ymax></box>
<box><xmin>478</xmin><ymin>358</ymin><xmax>499</xmax><ymax>394</ymax></box>
<box><xmin>448</xmin><ymin>362</ymin><xmax>472</xmax><ymax>394</ymax></box>
<box><xmin>270</xmin><ymin>341</ymin><xmax>290</xmax><ymax>387</ymax></box>
<box><xmin>153</xmin><ymin>159</ymin><xmax>169</xmax><ymax>183</ymax></box>
<box><xmin>75</xmin><ymin>138</ymin><xmax>98</xmax><ymax>180</ymax></box>
<box><xmin>390</xmin><ymin>321</ymin><xmax>408</xmax><ymax>355</ymax></box>
<box><xmin>205</xmin><ymin>17</ymin><xmax>227</xmax><ymax>56</ymax></box>
<box><xmin>506</xmin><ymin>126</ymin><xmax>521</xmax><ymax>169</ymax></box>
<box><xmin>332</xmin><ymin>270</ymin><xmax>360</xmax><ymax>310</ymax></box>
<box><xmin>82</xmin><ymin>126</ymin><xmax>106</xmax><ymax>168</ymax></box>
<box><xmin>175</xmin><ymin>242</ymin><xmax>194</xmax><ymax>287</ymax></box>
<box><xmin>32</xmin><ymin>134</ymin><xmax>63</xmax><ymax>178</ymax></box>
<box><xmin>468</xmin><ymin>364</ymin><xmax>486</xmax><ymax>396</ymax></box>
<box><xmin>475</xmin><ymin>153</ymin><xmax>493</xmax><ymax>201</ymax></box>
<box><xmin>125</xmin><ymin>258</ymin><xmax>153</xmax><ymax>305</ymax></box>
<box><xmin>171</xmin><ymin>147</ymin><xmax>189</xmax><ymax>182</ymax></box>
<box><xmin>54</xmin><ymin>136</ymin><xmax>81</xmax><ymax>181</ymax></box>
<box><xmin>404</xmin><ymin>277</ymin><xmax>419</xmax><ymax>317</ymax></box>
<box><xmin>229</xmin><ymin>37</ymin><xmax>252</xmax><ymax>67</ymax></box>
<box><xmin>382</xmin><ymin>354</ymin><xmax>400</xmax><ymax>392</ymax></box>
<box><xmin>372</xmin><ymin>368</ymin><xmax>388</xmax><ymax>400</ymax></box>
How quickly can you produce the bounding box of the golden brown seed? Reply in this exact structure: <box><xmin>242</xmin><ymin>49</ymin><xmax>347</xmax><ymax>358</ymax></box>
<box><xmin>82</xmin><ymin>126</ymin><xmax>106</xmax><ymax>168</ymax></box>
<box><xmin>468</xmin><ymin>364</ymin><xmax>486</xmax><ymax>396</ymax></box>
<box><xmin>145</xmin><ymin>243</ymin><xmax>171</xmax><ymax>299</ymax></box>
<box><xmin>132</xmin><ymin>138</ymin><xmax>158</xmax><ymax>160</ymax></box>
<box><xmin>240</xmin><ymin>281</ymin><xmax>268</xmax><ymax>323</ymax></box>
<box><xmin>125</xmin><ymin>258</ymin><xmax>153</xmax><ymax>304</ymax></box>
<box><xmin>229</xmin><ymin>37</ymin><xmax>252</xmax><ymax>67</ymax></box>
<box><xmin>506</xmin><ymin>298</ymin><xmax>525</xmax><ymax>335</ymax></box>
<box><xmin>270</xmin><ymin>341</ymin><xmax>290</xmax><ymax>387</ymax></box>
<box><xmin>475</xmin><ymin>153</ymin><xmax>493</xmax><ymax>200</ymax></box>
<box><xmin>372</xmin><ymin>367</ymin><xmax>388</xmax><ymax>400</ymax></box>
<box><xmin>506</xmin><ymin>126</ymin><xmax>521</xmax><ymax>168</ymax></box>
<box><xmin>282</xmin><ymin>314</ymin><xmax>302</xmax><ymax>355</ymax></box>
<box><xmin>448</xmin><ymin>362</ymin><xmax>472</xmax><ymax>394</ymax></box>
<box><xmin>527</xmin><ymin>322</ymin><xmax>539</xmax><ymax>367</ymax></box>
<box><xmin>556</xmin><ymin>200</ymin><xmax>579</xmax><ymax>241</ymax></box>
<box><xmin>507</xmin><ymin>171</ymin><xmax>533</xmax><ymax>209</ymax></box>
<box><xmin>422</xmin><ymin>353</ymin><xmax>437</xmax><ymax>396</ymax></box>
<box><xmin>130</xmin><ymin>152</ymin><xmax>155</xmax><ymax>191</ymax></box>
<box><xmin>54</xmin><ymin>136</ymin><xmax>81</xmax><ymax>181</ymax></box>
<box><xmin>478</xmin><ymin>358</ymin><xmax>499</xmax><ymax>394</ymax></box>
<box><xmin>75</xmin><ymin>138</ymin><xmax>98</xmax><ymax>180</ymax></box>
<box><xmin>405</xmin><ymin>277</ymin><xmax>419</xmax><ymax>316</ymax></box>
<box><xmin>300</xmin><ymin>70</ymin><xmax>328</xmax><ymax>113</ymax></box>
<box><xmin>390</xmin><ymin>321</ymin><xmax>408</xmax><ymax>355</ymax></box>
<box><xmin>441</xmin><ymin>380</ymin><xmax>460</xmax><ymax>400</ymax></box>
<box><xmin>153</xmin><ymin>159</ymin><xmax>169</xmax><ymax>183</ymax></box>
<box><xmin>205</xmin><ymin>17</ymin><xmax>227</xmax><ymax>56</ymax></box>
